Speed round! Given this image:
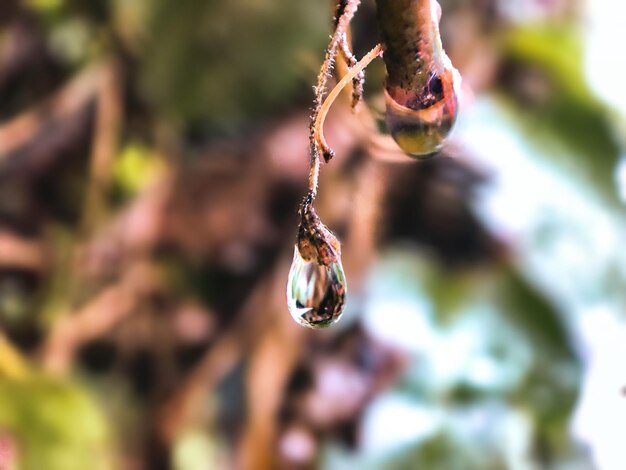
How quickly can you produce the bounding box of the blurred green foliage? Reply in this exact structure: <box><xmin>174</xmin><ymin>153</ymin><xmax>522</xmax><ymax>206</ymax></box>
<box><xmin>112</xmin><ymin>142</ymin><xmax>164</xmax><ymax>198</ymax></box>
<box><xmin>138</xmin><ymin>0</ymin><xmax>329</xmax><ymax>133</ymax></box>
<box><xmin>502</xmin><ymin>25</ymin><xmax>621</xmax><ymax>204</ymax></box>
<box><xmin>0</xmin><ymin>375</ymin><xmax>112</xmax><ymax>470</ymax></box>
<box><xmin>1</xmin><ymin>0</ymin><xmax>624</xmax><ymax>468</ymax></box>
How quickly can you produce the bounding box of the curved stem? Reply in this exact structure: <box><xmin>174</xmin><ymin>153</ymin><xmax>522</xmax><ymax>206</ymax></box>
<box><xmin>313</xmin><ymin>43</ymin><xmax>383</xmax><ymax>167</ymax></box>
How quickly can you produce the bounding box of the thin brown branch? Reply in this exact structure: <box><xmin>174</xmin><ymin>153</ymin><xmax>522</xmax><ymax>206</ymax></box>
<box><xmin>157</xmin><ymin>329</ymin><xmax>241</xmax><ymax>444</ymax></box>
<box><xmin>82</xmin><ymin>60</ymin><xmax>123</xmax><ymax>233</ymax></box>
<box><xmin>41</xmin><ymin>261</ymin><xmax>156</xmax><ymax>374</ymax></box>
<box><xmin>238</xmin><ymin>318</ymin><xmax>303</xmax><ymax>470</ymax></box>
<box><xmin>157</xmin><ymin>258</ymin><xmax>306</xmax><ymax>469</ymax></box>
<box><xmin>338</xmin><ymin>32</ymin><xmax>365</xmax><ymax>110</ymax></box>
<box><xmin>307</xmin><ymin>0</ymin><xmax>361</xmax><ymax>198</ymax></box>
<box><xmin>156</xmin><ymin>271</ymin><xmax>283</xmax><ymax>445</ymax></box>
<box><xmin>0</xmin><ymin>64</ymin><xmax>102</xmax><ymax>159</ymax></box>
<box><xmin>314</xmin><ymin>43</ymin><xmax>382</xmax><ymax>167</ymax></box>
<box><xmin>0</xmin><ymin>231</ymin><xmax>47</xmax><ymax>271</ymax></box>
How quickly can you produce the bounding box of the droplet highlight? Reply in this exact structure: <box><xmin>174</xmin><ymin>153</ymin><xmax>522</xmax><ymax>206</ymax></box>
<box><xmin>384</xmin><ymin>71</ymin><xmax>458</xmax><ymax>158</ymax></box>
<box><xmin>286</xmin><ymin>246</ymin><xmax>347</xmax><ymax>329</ymax></box>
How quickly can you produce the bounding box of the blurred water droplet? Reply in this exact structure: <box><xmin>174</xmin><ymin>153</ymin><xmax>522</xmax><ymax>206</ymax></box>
<box><xmin>286</xmin><ymin>246</ymin><xmax>346</xmax><ymax>329</ymax></box>
<box><xmin>384</xmin><ymin>69</ymin><xmax>459</xmax><ymax>157</ymax></box>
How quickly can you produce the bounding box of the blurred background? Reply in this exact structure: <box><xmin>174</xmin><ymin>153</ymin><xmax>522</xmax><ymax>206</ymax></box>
<box><xmin>0</xmin><ymin>0</ymin><xmax>625</xmax><ymax>468</ymax></box>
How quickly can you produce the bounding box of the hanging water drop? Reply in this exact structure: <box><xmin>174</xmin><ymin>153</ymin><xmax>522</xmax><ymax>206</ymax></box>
<box><xmin>376</xmin><ymin>0</ymin><xmax>460</xmax><ymax>157</ymax></box>
<box><xmin>383</xmin><ymin>71</ymin><xmax>458</xmax><ymax>157</ymax></box>
<box><xmin>286</xmin><ymin>245</ymin><xmax>347</xmax><ymax>329</ymax></box>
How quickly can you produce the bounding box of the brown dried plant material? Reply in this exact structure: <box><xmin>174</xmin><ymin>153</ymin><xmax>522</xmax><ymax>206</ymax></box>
<box><xmin>297</xmin><ymin>198</ymin><xmax>341</xmax><ymax>266</ymax></box>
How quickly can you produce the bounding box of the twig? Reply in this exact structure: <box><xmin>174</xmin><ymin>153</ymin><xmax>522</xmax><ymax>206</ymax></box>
<box><xmin>41</xmin><ymin>262</ymin><xmax>156</xmax><ymax>374</ymax></box>
<box><xmin>82</xmin><ymin>60</ymin><xmax>123</xmax><ymax>233</ymax></box>
<box><xmin>314</xmin><ymin>43</ymin><xmax>382</xmax><ymax>170</ymax></box>
<box><xmin>238</xmin><ymin>315</ymin><xmax>303</xmax><ymax>470</ymax></box>
<box><xmin>338</xmin><ymin>32</ymin><xmax>365</xmax><ymax>110</ymax></box>
<box><xmin>0</xmin><ymin>64</ymin><xmax>102</xmax><ymax>160</ymax></box>
<box><xmin>157</xmin><ymin>270</ymin><xmax>291</xmax><ymax>445</ymax></box>
<box><xmin>157</xmin><ymin>329</ymin><xmax>241</xmax><ymax>444</ymax></box>
<box><xmin>307</xmin><ymin>0</ymin><xmax>361</xmax><ymax>199</ymax></box>
<box><xmin>0</xmin><ymin>231</ymin><xmax>47</xmax><ymax>271</ymax></box>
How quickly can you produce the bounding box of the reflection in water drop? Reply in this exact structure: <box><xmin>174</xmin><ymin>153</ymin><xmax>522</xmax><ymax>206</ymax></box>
<box><xmin>286</xmin><ymin>246</ymin><xmax>347</xmax><ymax>329</ymax></box>
<box><xmin>384</xmin><ymin>77</ymin><xmax>458</xmax><ymax>158</ymax></box>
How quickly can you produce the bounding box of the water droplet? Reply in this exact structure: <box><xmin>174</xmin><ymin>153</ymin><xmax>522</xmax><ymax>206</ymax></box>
<box><xmin>384</xmin><ymin>69</ymin><xmax>459</xmax><ymax>157</ymax></box>
<box><xmin>286</xmin><ymin>246</ymin><xmax>347</xmax><ymax>329</ymax></box>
